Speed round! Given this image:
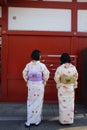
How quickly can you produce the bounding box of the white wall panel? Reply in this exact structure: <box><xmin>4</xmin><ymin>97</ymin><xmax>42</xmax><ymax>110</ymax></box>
<box><xmin>43</xmin><ymin>0</ymin><xmax>72</xmax><ymax>2</ymax></box>
<box><xmin>78</xmin><ymin>10</ymin><xmax>87</xmax><ymax>32</ymax></box>
<box><xmin>77</xmin><ymin>0</ymin><xmax>87</xmax><ymax>2</ymax></box>
<box><xmin>8</xmin><ymin>7</ymin><xmax>71</xmax><ymax>32</ymax></box>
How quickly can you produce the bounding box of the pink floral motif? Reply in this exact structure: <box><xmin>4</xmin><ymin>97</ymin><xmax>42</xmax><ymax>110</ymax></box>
<box><xmin>71</xmin><ymin>109</ymin><xmax>74</xmax><ymax>112</ymax></box>
<box><xmin>60</xmin><ymin>93</ymin><xmax>62</xmax><ymax>96</ymax></box>
<box><xmin>63</xmin><ymin>120</ymin><xmax>69</xmax><ymax>123</ymax></box>
<box><xmin>63</xmin><ymin>86</ymin><xmax>68</xmax><ymax>89</ymax></box>
<box><xmin>70</xmin><ymin>117</ymin><xmax>73</xmax><ymax>120</ymax></box>
<box><xmin>63</xmin><ymin>106</ymin><xmax>67</xmax><ymax>108</ymax></box>
<box><xmin>64</xmin><ymin>65</ymin><xmax>67</xmax><ymax>68</ymax></box>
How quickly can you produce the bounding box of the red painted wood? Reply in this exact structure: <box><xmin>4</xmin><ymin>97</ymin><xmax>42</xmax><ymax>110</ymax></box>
<box><xmin>5</xmin><ymin>34</ymin><xmax>72</xmax><ymax>102</ymax></box>
<box><xmin>0</xmin><ymin>1</ymin><xmax>87</xmax><ymax>102</ymax></box>
<box><xmin>1</xmin><ymin>34</ymin><xmax>8</xmax><ymax>96</ymax></box>
<box><xmin>2</xmin><ymin>6</ymin><xmax>8</xmax><ymax>30</ymax></box>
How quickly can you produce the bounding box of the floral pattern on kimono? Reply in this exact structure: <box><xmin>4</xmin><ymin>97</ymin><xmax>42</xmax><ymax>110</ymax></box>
<box><xmin>22</xmin><ymin>61</ymin><xmax>50</xmax><ymax>124</ymax></box>
<box><xmin>54</xmin><ymin>63</ymin><xmax>78</xmax><ymax>124</ymax></box>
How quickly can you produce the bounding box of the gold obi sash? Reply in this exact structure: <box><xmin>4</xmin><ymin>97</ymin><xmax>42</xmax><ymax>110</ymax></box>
<box><xmin>60</xmin><ymin>75</ymin><xmax>76</xmax><ymax>84</ymax></box>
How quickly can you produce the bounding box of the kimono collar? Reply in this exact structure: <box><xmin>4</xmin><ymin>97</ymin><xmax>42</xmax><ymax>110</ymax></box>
<box><xmin>31</xmin><ymin>60</ymin><xmax>40</xmax><ymax>65</ymax></box>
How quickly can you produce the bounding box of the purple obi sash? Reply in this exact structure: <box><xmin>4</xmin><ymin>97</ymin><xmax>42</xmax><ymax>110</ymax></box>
<box><xmin>28</xmin><ymin>71</ymin><xmax>42</xmax><ymax>81</ymax></box>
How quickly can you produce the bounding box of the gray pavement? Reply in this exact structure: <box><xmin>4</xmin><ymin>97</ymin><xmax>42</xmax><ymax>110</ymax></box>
<box><xmin>0</xmin><ymin>103</ymin><xmax>87</xmax><ymax>130</ymax></box>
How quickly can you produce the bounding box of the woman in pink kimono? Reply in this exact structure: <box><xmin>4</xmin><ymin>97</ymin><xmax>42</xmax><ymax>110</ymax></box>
<box><xmin>54</xmin><ymin>53</ymin><xmax>78</xmax><ymax>125</ymax></box>
<box><xmin>22</xmin><ymin>50</ymin><xmax>50</xmax><ymax>127</ymax></box>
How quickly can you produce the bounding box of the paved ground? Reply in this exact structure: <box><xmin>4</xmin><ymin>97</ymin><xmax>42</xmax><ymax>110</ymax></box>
<box><xmin>0</xmin><ymin>103</ymin><xmax>87</xmax><ymax>130</ymax></box>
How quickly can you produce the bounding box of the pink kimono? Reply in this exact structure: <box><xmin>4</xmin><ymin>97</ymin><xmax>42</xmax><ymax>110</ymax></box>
<box><xmin>54</xmin><ymin>63</ymin><xmax>78</xmax><ymax>124</ymax></box>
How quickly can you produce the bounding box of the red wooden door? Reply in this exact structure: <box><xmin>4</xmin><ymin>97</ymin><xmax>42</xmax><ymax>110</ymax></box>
<box><xmin>1</xmin><ymin>33</ymin><xmax>75</xmax><ymax>102</ymax></box>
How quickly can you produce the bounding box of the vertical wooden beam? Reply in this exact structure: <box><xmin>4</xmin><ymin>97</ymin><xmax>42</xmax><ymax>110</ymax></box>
<box><xmin>1</xmin><ymin>6</ymin><xmax>8</xmax><ymax>96</ymax></box>
<box><xmin>2</xmin><ymin>6</ymin><xmax>8</xmax><ymax>30</ymax></box>
<box><xmin>1</xmin><ymin>33</ymin><xmax>8</xmax><ymax>96</ymax></box>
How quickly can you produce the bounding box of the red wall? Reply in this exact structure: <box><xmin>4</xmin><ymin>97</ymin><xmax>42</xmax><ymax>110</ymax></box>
<box><xmin>1</xmin><ymin>1</ymin><xmax>87</xmax><ymax>102</ymax></box>
<box><xmin>0</xmin><ymin>31</ymin><xmax>80</xmax><ymax>102</ymax></box>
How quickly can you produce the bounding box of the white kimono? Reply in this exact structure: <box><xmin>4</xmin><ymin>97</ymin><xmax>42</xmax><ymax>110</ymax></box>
<box><xmin>22</xmin><ymin>61</ymin><xmax>50</xmax><ymax>124</ymax></box>
<box><xmin>54</xmin><ymin>63</ymin><xmax>78</xmax><ymax>124</ymax></box>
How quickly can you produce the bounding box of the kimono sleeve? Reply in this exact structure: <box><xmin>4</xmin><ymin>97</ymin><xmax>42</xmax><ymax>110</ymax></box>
<box><xmin>74</xmin><ymin>67</ymin><xmax>78</xmax><ymax>89</ymax></box>
<box><xmin>41</xmin><ymin>64</ymin><xmax>50</xmax><ymax>82</ymax></box>
<box><xmin>22</xmin><ymin>63</ymin><xmax>29</xmax><ymax>82</ymax></box>
<box><xmin>54</xmin><ymin>66</ymin><xmax>62</xmax><ymax>84</ymax></box>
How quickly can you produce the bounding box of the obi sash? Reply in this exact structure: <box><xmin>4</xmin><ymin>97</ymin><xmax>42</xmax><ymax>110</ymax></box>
<box><xmin>60</xmin><ymin>75</ymin><xmax>76</xmax><ymax>84</ymax></box>
<box><xmin>28</xmin><ymin>71</ymin><xmax>42</xmax><ymax>81</ymax></box>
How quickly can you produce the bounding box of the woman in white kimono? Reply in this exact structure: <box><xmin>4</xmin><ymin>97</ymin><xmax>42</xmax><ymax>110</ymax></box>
<box><xmin>54</xmin><ymin>53</ymin><xmax>78</xmax><ymax>125</ymax></box>
<box><xmin>22</xmin><ymin>50</ymin><xmax>50</xmax><ymax>127</ymax></box>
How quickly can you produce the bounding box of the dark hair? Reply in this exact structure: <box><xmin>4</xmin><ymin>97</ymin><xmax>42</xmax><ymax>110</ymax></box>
<box><xmin>60</xmin><ymin>53</ymin><xmax>71</xmax><ymax>65</ymax></box>
<box><xmin>31</xmin><ymin>50</ymin><xmax>41</xmax><ymax>61</ymax></box>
